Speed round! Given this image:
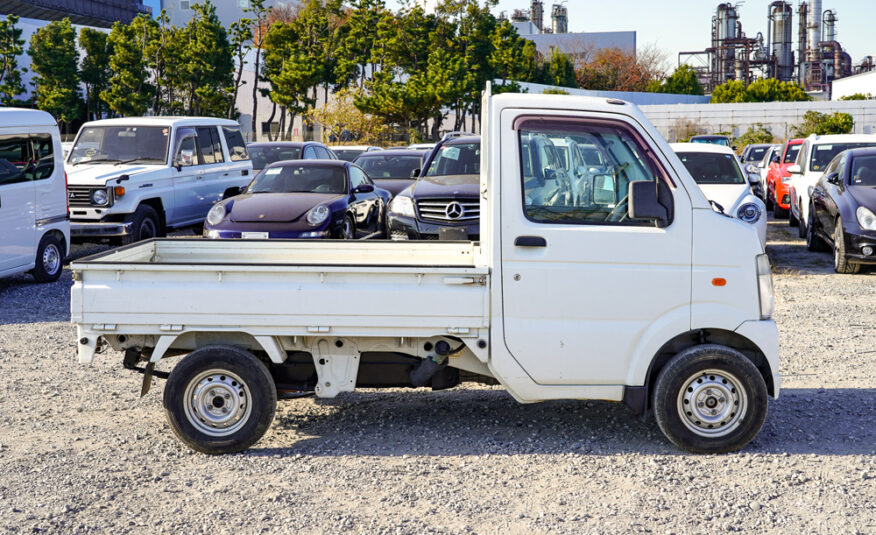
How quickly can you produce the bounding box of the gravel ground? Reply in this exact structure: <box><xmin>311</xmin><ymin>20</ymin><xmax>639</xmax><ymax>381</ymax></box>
<box><xmin>0</xmin><ymin>219</ymin><xmax>874</xmax><ymax>535</ymax></box>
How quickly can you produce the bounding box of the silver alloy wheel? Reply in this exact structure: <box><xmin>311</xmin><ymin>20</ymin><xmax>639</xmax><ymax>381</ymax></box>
<box><xmin>42</xmin><ymin>243</ymin><xmax>61</xmax><ymax>275</ymax></box>
<box><xmin>677</xmin><ymin>368</ymin><xmax>747</xmax><ymax>437</ymax></box>
<box><xmin>342</xmin><ymin>218</ymin><xmax>354</xmax><ymax>239</ymax></box>
<box><xmin>835</xmin><ymin>225</ymin><xmax>841</xmax><ymax>269</ymax></box>
<box><xmin>182</xmin><ymin>369</ymin><xmax>253</xmax><ymax>437</ymax></box>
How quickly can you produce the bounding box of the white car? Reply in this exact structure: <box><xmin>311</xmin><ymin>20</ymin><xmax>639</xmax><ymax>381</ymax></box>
<box><xmin>66</xmin><ymin>117</ymin><xmax>253</xmax><ymax>243</ymax></box>
<box><xmin>788</xmin><ymin>133</ymin><xmax>876</xmax><ymax>238</ymax></box>
<box><xmin>0</xmin><ymin>108</ymin><xmax>70</xmax><ymax>283</ymax></box>
<box><xmin>327</xmin><ymin>145</ymin><xmax>382</xmax><ymax>162</ymax></box>
<box><xmin>672</xmin><ymin>143</ymin><xmax>767</xmax><ymax>247</ymax></box>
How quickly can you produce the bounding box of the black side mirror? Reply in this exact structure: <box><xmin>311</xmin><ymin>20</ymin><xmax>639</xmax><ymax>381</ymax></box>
<box><xmin>826</xmin><ymin>172</ymin><xmax>840</xmax><ymax>185</ymax></box>
<box><xmin>771</xmin><ymin>154</ymin><xmax>780</xmax><ymax>163</ymax></box>
<box><xmin>354</xmin><ymin>183</ymin><xmax>374</xmax><ymax>193</ymax></box>
<box><xmin>629</xmin><ymin>180</ymin><xmax>672</xmax><ymax>227</ymax></box>
<box><xmin>222</xmin><ymin>186</ymin><xmax>242</xmax><ymax>199</ymax></box>
<box><xmin>410</xmin><ymin>168</ymin><xmax>421</xmax><ymax>178</ymax></box>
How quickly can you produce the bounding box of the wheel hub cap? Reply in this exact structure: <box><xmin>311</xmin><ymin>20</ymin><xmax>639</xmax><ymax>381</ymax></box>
<box><xmin>183</xmin><ymin>369</ymin><xmax>252</xmax><ymax>437</ymax></box>
<box><xmin>678</xmin><ymin>369</ymin><xmax>747</xmax><ymax>437</ymax></box>
<box><xmin>43</xmin><ymin>244</ymin><xmax>60</xmax><ymax>275</ymax></box>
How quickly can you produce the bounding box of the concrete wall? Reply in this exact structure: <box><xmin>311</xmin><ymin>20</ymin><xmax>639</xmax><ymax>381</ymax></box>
<box><xmin>831</xmin><ymin>70</ymin><xmax>876</xmax><ymax>100</ymax></box>
<box><xmin>640</xmin><ymin>100</ymin><xmax>876</xmax><ymax>142</ymax></box>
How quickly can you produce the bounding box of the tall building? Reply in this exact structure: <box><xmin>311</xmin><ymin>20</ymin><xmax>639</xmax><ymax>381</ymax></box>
<box><xmin>0</xmin><ymin>0</ymin><xmax>150</xmax><ymax>28</ymax></box>
<box><xmin>163</xmin><ymin>0</ymin><xmax>295</xmax><ymax>28</ymax></box>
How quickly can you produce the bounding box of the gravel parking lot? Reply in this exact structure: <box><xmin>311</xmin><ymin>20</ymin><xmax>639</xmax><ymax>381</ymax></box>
<box><xmin>0</xmin><ymin>219</ymin><xmax>873</xmax><ymax>535</ymax></box>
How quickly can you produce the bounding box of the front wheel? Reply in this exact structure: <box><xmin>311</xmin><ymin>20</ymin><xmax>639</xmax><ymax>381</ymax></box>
<box><xmin>163</xmin><ymin>345</ymin><xmax>277</xmax><ymax>454</ymax></box>
<box><xmin>339</xmin><ymin>215</ymin><xmax>355</xmax><ymax>240</ymax></box>
<box><xmin>788</xmin><ymin>204</ymin><xmax>799</xmax><ymax>227</ymax></box>
<box><xmin>653</xmin><ymin>345</ymin><xmax>768</xmax><ymax>454</ymax></box>
<box><xmin>122</xmin><ymin>205</ymin><xmax>162</xmax><ymax>245</ymax></box>
<box><xmin>833</xmin><ymin>219</ymin><xmax>861</xmax><ymax>274</ymax></box>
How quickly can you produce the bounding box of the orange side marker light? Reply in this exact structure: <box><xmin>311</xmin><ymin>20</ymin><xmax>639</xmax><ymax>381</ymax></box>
<box><xmin>712</xmin><ymin>278</ymin><xmax>727</xmax><ymax>287</ymax></box>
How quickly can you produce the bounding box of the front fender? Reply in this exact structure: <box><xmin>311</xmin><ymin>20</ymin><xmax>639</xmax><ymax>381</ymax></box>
<box><xmin>624</xmin><ymin>305</ymin><xmax>692</xmax><ymax>387</ymax></box>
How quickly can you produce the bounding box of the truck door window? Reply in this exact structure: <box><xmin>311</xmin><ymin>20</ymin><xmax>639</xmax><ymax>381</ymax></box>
<box><xmin>518</xmin><ymin>119</ymin><xmax>668</xmax><ymax>226</ymax></box>
<box><xmin>221</xmin><ymin>126</ymin><xmax>249</xmax><ymax>161</ymax></box>
<box><xmin>31</xmin><ymin>134</ymin><xmax>55</xmax><ymax>180</ymax></box>
<box><xmin>196</xmin><ymin>127</ymin><xmax>222</xmax><ymax>164</ymax></box>
<box><xmin>0</xmin><ymin>135</ymin><xmax>30</xmax><ymax>186</ymax></box>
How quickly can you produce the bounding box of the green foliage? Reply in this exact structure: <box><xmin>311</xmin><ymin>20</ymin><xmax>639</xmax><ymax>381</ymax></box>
<box><xmin>839</xmin><ymin>93</ymin><xmax>872</xmax><ymax>101</ymax></box>
<box><xmin>0</xmin><ymin>14</ymin><xmax>26</xmax><ymax>105</ymax></box>
<box><xmin>648</xmin><ymin>65</ymin><xmax>704</xmax><ymax>96</ymax></box>
<box><xmin>711</xmin><ymin>79</ymin><xmax>810</xmax><ymax>103</ymax></box>
<box><xmin>710</xmin><ymin>80</ymin><xmax>749</xmax><ymax>103</ymax></box>
<box><xmin>542</xmin><ymin>88</ymin><xmax>569</xmax><ymax>95</ymax></box>
<box><xmin>28</xmin><ymin>18</ymin><xmax>80</xmax><ymax>126</ymax></box>
<box><xmin>540</xmin><ymin>47</ymin><xmax>576</xmax><ymax>88</ymax></box>
<box><xmin>227</xmin><ymin>15</ymin><xmax>253</xmax><ymax>118</ymax></box>
<box><xmin>791</xmin><ymin>111</ymin><xmax>854</xmax><ymax>137</ymax></box>
<box><xmin>79</xmin><ymin>28</ymin><xmax>112</xmax><ymax>119</ymax></box>
<box><xmin>103</xmin><ymin>15</ymin><xmax>156</xmax><ymax>116</ymax></box>
<box><xmin>734</xmin><ymin>123</ymin><xmax>774</xmax><ymax>147</ymax></box>
<box><xmin>180</xmin><ymin>2</ymin><xmax>233</xmax><ymax>116</ymax></box>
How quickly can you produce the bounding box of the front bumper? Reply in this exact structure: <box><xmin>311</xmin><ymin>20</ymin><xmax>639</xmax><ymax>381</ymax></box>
<box><xmin>843</xmin><ymin>230</ymin><xmax>876</xmax><ymax>265</ymax></box>
<box><xmin>205</xmin><ymin>229</ymin><xmax>330</xmax><ymax>239</ymax></box>
<box><xmin>387</xmin><ymin>213</ymin><xmax>479</xmax><ymax>240</ymax></box>
<box><xmin>735</xmin><ymin>319</ymin><xmax>780</xmax><ymax>398</ymax></box>
<box><xmin>772</xmin><ymin>180</ymin><xmax>791</xmax><ymax>209</ymax></box>
<box><xmin>71</xmin><ymin>220</ymin><xmax>132</xmax><ymax>237</ymax></box>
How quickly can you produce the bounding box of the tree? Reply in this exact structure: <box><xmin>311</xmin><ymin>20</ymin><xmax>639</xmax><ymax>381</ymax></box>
<box><xmin>648</xmin><ymin>65</ymin><xmax>704</xmax><ymax>95</ymax></box>
<box><xmin>28</xmin><ymin>18</ymin><xmax>80</xmax><ymax>129</ymax></box>
<box><xmin>542</xmin><ymin>47</ymin><xmax>575</xmax><ymax>88</ymax></box>
<box><xmin>79</xmin><ymin>28</ymin><xmax>113</xmax><ymax>120</ymax></box>
<box><xmin>248</xmin><ymin>0</ymin><xmax>274</xmax><ymax>136</ymax></box>
<box><xmin>792</xmin><ymin>111</ymin><xmax>854</xmax><ymax>137</ymax></box>
<box><xmin>307</xmin><ymin>87</ymin><xmax>388</xmax><ymax>143</ymax></box>
<box><xmin>334</xmin><ymin>0</ymin><xmax>383</xmax><ymax>89</ymax></box>
<box><xmin>734</xmin><ymin>123</ymin><xmax>774</xmax><ymax>147</ymax></box>
<box><xmin>0</xmin><ymin>14</ymin><xmax>26</xmax><ymax>105</ymax></box>
<box><xmin>179</xmin><ymin>1</ymin><xmax>233</xmax><ymax>116</ymax></box>
<box><xmin>575</xmin><ymin>47</ymin><xmax>660</xmax><ymax>92</ymax></box>
<box><xmin>263</xmin><ymin>21</ymin><xmax>319</xmax><ymax>138</ymax></box>
<box><xmin>838</xmin><ymin>93</ymin><xmax>872</xmax><ymax>100</ymax></box>
<box><xmin>489</xmin><ymin>19</ymin><xmax>536</xmax><ymax>84</ymax></box>
<box><xmin>103</xmin><ymin>15</ymin><xmax>156</xmax><ymax>116</ymax></box>
<box><xmin>710</xmin><ymin>80</ymin><xmax>749</xmax><ymax>103</ymax></box>
<box><xmin>711</xmin><ymin>78</ymin><xmax>810</xmax><ymax>103</ymax></box>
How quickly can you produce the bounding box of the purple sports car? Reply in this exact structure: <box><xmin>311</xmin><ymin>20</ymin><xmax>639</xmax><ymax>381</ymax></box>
<box><xmin>204</xmin><ymin>160</ymin><xmax>391</xmax><ymax>240</ymax></box>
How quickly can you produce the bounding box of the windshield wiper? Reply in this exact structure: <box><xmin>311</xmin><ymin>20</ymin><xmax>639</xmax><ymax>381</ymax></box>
<box><xmin>115</xmin><ymin>158</ymin><xmax>163</xmax><ymax>166</ymax></box>
<box><xmin>72</xmin><ymin>157</ymin><xmax>122</xmax><ymax>165</ymax></box>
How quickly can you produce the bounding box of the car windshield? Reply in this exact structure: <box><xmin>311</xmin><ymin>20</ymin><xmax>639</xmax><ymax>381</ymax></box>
<box><xmin>851</xmin><ymin>155</ymin><xmax>876</xmax><ymax>186</ymax></box>
<box><xmin>333</xmin><ymin>149</ymin><xmax>365</xmax><ymax>162</ymax></box>
<box><xmin>355</xmin><ymin>154</ymin><xmax>422</xmax><ymax>179</ymax></box>
<box><xmin>676</xmin><ymin>151</ymin><xmax>746</xmax><ymax>185</ymax></box>
<box><xmin>811</xmin><ymin>143</ymin><xmax>876</xmax><ymax>172</ymax></box>
<box><xmin>745</xmin><ymin>146</ymin><xmax>768</xmax><ymax>162</ymax></box>
<box><xmin>783</xmin><ymin>144</ymin><xmax>801</xmax><ymax>163</ymax></box>
<box><xmin>246</xmin><ymin>165</ymin><xmax>347</xmax><ymax>194</ymax></box>
<box><xmin>691</xmin><ymin>137</ymin><xmax>730</xmax><ymax>147</ymax></box>
<box><xmin>68</xmin><ymin>126</ymin><xmax>168</xmax><ymax>165</ymax></box>
<box><xmin>425</xmin><ymin>142</ymin><xmax>480</xmax><ymax>176</ymax></box>
<box><xmin>248</xmin><ymin>145</ymin><xmax>302</xmax><ymax>170</ymax></box>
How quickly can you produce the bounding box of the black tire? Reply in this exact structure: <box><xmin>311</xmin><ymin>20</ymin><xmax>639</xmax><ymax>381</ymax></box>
<box><xmin>773</xmin><ymin>203</ymin><xmax>788</xmax><ymax>218</ymax></box>
<box><xmin>833</xmin><ymin>219</ymin><xmax>861</xmax><ymax>274</ymax></box>
<box><xmin>340</xmin><ymin>214</ymin><xmax>355</xmax><ymax>240</ymax></box>
<box><xmin>653</xmin><ymin>345</ymin><xmax>768</xmax><ymax>454</ymax></box>
<box><xmin>764</xmin><ymin>190</ymin><xmax>773</xmax><ymax>211</ymax></box>
<box><xmin>31</xmin><ymin>233</ymin><xmax>64</xmax><ymax>283</ymax></box>
<box><xmin>788</xmin><ymin>205</ymin><xmax>799</xmax><ymax>227</ymax></box>
<box><xmin>122</xmin><ymin>204</ymin><xmax>162</xmax><ymax>245</ymax></box>
<box><xmin>806</xmin><ymin>208</ymin><xmax>829</xmax><ymax>252</ymax></box>
<box><xmin>163</xmin><ymin>345</ymin><xmax>277</xmax><ymax>454</ymax></box>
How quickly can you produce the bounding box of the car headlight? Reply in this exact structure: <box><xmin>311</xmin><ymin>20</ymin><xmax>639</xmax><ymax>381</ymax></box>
<box><xmin>389</xmin><ymin>195</ymin><xmax>415</xmax><ymax>218</ymax></box>
<box><xmin>857</xmin><ymin>206</ymin><xmax>876</xmax><ymax>231</ymax></box>
<box><xmin>206</xmin><ymin>203</ymin><xmax>226</xmax><ymax>226</ymax></box>
<box><xmin>306</xmin><ymin>204</ymin><xmax>330</xmax><ymax>226</ymax></box>
<box><xmin>92</xmin><ymin>188</ymin><xmax>108</xmax><ymax>206</ymax></box>
<box><xmin>756</xmin><ymin>254</ymin><xmax>774</xmax><ymax>319</ymax></box>
<box><xmin>737</xmin><ymin>202</ymin><xmax>761</xmax><ymax>224</ymax></box>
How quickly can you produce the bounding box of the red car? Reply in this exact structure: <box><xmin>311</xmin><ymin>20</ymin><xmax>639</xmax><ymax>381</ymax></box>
<box><xmin>765</xmin><ymin>139</ymin><xmax>803</xmax><ymax>218</ymax></box>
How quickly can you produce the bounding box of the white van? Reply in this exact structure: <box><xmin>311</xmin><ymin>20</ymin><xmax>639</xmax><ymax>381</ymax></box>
<box><xmin>0</xmin><ymin>108</ymin><xmax>70</xmax><ymax>283</ymax></box>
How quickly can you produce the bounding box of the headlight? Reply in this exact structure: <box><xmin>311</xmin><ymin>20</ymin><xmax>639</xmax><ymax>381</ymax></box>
<box><xmin>206</xmin><ymin>204</ymin><xmax>226</xmax><ymax>226</ymax></box>
<box><xmin>737</xmin><ymin>202</ymin><xmax>761</xmax><ymax>224</ymax></box>
<box><xmin>306</xmin><ymin>204</ymin><xmax>330</xmax><ymax>226</ymax></box>
<box><xmin>857</xmin><ymin>206</ymin><xmax>876</xmax><ymax>231</ymax></box>
<box><xmin>92</xmin><ymin>189</ymin><xmax>108</xmax><ymax>205</ymax></box>
<box><xmin>389</xmin><ymin>195</ymin><xmax>415</xmax><ymax>218</ymax></box>
<box><xmin>756</xmin><ymin>254</ymin><xmax>774</xmax><ymax>319</ymax></box>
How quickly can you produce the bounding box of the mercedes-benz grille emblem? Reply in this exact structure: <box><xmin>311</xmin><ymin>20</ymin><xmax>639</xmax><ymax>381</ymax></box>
<box><xmin>445</xmin><ymin>201</ymin><xmax>464</xmax><ymax>220</ymax></box>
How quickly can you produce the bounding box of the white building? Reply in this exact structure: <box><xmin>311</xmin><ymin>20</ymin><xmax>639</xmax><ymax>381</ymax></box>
<box><xmin>162</xmin><ymin>0</ymin><xmax>295</xmax><ymax>28</ymax></box>
<box><xmin>831</xmin><ymin>69</ymin><xmax>876</xmax><ymax>100</ymax></box>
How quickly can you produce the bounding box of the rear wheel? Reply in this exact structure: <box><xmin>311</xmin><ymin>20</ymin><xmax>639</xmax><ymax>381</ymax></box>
<box><xmin>773</xmin><ymin>203</ymin><xmax>788</xmax><ymax>218</ymax></box>
<box><xmin>788</xmin><ymin>204</ymin><xmax>799</xmax><ymax>227</ymax></box>
<box><xmin>31</xmin><ymin>233</ymin><xmax>64</xmax><ymax>283</ymax></box>
<box><xmin>764</xmin><ymin>189</ymin><xmax>773</xmax><ymax>211</ymax></box>
<box><xmin>806</xmin><ymin>208</ymin><xmax>829</xmax><ymax>252</ymax></box>
<box><xmin>164</xmin><ymin>345</ymin><xmax>277</xmax><ymax>454</ymax></box>
<box><xmin>833</xmin><ymin>219</ymin><xmax>861</xmax><ymax>274</ymax></box>
<box><xmin>122</xmin><ymin>205</ymin><xmax>162</xmax><ymax>245</ymax></box>
<box><xmin>653</xmin><ymin>345</ymin><xmax>768</xmax><ymax>454</ymax></box>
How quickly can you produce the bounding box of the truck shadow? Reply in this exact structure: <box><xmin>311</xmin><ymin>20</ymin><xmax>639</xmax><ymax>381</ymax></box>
<box><xmin>257</xmin><ymin>387</ymin><xmax>875</xmax><ymax>457</ymax></box>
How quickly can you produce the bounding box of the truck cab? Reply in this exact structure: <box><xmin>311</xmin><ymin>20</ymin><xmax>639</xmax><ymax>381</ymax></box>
<box><xmin>66</xmin><ymin>117</ymin><xmax>253</xmax><ymax>243</ymax></box>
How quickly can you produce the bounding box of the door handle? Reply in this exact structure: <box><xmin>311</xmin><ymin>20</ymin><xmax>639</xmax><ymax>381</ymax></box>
<box><xmin>514</xmin><ymin>236</ymin><xmax>547</xmax><ymax>247</ymax></box>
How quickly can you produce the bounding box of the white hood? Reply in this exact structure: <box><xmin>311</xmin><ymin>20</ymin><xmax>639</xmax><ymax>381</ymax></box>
<box><xmin>698</xmin><ymin>184</ymin><xmax>750</xmax><ymax>213</ymax></box>
<box><xmin>66</xmin><ymin>163</ymin><xmax>164</xmax><ymax>186</ymax></box>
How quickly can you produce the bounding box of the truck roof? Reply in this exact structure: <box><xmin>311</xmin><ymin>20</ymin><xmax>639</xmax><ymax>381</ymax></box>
<box><xmin>670</xmin><ymin>142</ymin><xmax>736</xmax><ymax>155</ymax></box>
<box><xmin>79</xmin><ymin>116</ymin><xmax>242</xmax><ymax>128</ymax></box>
<box><xmin>0</xmin><ymin>107</ymin><xmax>57</xmax><ymax>127</ymax></box>
<box><xmin>806</xmin><ymin>133</ymin><xmax>876</xmax><ymax>144</ymax></box>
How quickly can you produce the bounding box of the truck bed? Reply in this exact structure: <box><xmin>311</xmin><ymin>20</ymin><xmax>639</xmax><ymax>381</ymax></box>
<box><xmin>71</xmin><ymin>239</ymin><xmax>489</xmax><ymax>340</ymax></box>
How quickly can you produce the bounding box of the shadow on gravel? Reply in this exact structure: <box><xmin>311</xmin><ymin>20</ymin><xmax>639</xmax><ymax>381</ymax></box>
<box><xmin>0</xmin><ymin>270</ymin><xmax>72</xmax><ymax>324</ymax></box>
<box><xmin>253</xmin><ymin>387</ymin><xmax>875</xmax><ymax>457</ymax></box>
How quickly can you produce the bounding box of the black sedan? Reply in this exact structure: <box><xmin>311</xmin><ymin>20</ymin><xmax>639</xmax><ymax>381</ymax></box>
<box><xmin>247</xmin><ymin>141</ymin><xmax>337</xmax><ymax>173</ymax></box>
<box><xmin>204</xmin><ymin>160</ymin><xmax>391</xmax><ymax>240</ymax></box>
<box><xmin>352</xmin><ymin>149</ymin><xmax>428</xmax><ymax>196</ymax></box>
<box><xmin>807</xmin><ymin>147</ymin><xmax>876</xmax><ymax>273</ymax></box>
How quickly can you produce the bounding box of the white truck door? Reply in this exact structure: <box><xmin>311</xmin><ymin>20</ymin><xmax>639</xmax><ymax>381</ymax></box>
<box><xmin>0</xmin><ymin>134</ymin><xmax>37</xmax><ymax>274</ymax></box>
<box><xmin>499</xmin><ymin>111</ymin><xmax>693</xmax><ymax>385</ymax></box>
<box><xmin>170</xmin><ymin>127</ymin><xmax>203</xmax><ymax>225</ymax></box>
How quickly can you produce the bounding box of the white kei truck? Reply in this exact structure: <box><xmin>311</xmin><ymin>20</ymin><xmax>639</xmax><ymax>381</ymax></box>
<box><xmin>72</xmin><ymin>87</ymin><xmax>780</xmax><ymax>455</ymax></box>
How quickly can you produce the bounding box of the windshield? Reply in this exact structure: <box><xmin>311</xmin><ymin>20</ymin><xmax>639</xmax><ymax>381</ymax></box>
<box><xmin>355</xmin><ymin>154</ymin><xmax>421</xmax><ymax>179</ymax></box>
<box><xmin>425</xmin><ymin>142</ymin><xmax>480</xmax><ymax>176</ymax></box>
<box><xmin>248</xmin><ymin>145</ymin><xmax>302</xmax><ymax>170</ymax></box>
<box><xmin>691</xmin><ymin>137</ymin><xmax>730</xmax><ymax>147</ymax></box>
<box><xmin>783</xmin><ymin>144</ymin><xmax>801</xmax><ymax>163</ymax></box>
<box><xmin>68</xmin><ymin>126</ymin><xmax>168</xmax><ymax>165</ymax></box>
<box><xmin>333</xmin><ymin>149</ymin><xmax>365</xmax><ymax>162</ymax></box>
<box><xmin>851</xmin><ymin>155</ymin><xmax>876</xmax><ymax>186</ymax></box>
<box><xmin>246</xmin><ymin>165</ymin><xmax>346</xmax><ymax>194</ymax></box>
<box><xmin>745</xmin><ymin>146</ymin><xmax>768</xmax><ymax>162</ymax></box>
<box><xmin>676</xmin><ymin>151</ymin><xmax>746</xmax><ymax>185</ymax></box>
<box><xmin>811</xmin><ymin>143</ymin><xmax>876</xmax><ymax>172</ymax></box>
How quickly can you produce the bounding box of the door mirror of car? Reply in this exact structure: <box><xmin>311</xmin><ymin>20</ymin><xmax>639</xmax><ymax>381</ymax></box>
<box><xmin>222</xmin><ymin>186</ymin><xmax>243</xmax><ymax>199</ymax></box>
<box><xmin>628</xmin><ymin>180</ymin><xmax>671</xmax><ymax>227</ymax></box>
<box><xmin>771</xmin><ymin>153</ymin><xmax>780</xmax><ymax>163</ymax></box>
<box><xmin>826</xmin><ymin>172</ymin><xmax>840</xmax><ymax>185</ymax></box>
<box><xmin>732</xmin><ymin>145</ymin><xmax>738</xmax><ymax>152</ymax></box>
<box><xmin>353</xmin><ymin>183</ymin><xmax>374</xmax><ymax>193</ymax></box>
<box><xmin>175</xmin><ymin>149</ymin><xmax>194</xmax><ymax>170</ymax></box>
<box><xmin>787</xmin><ymin>164</ymin><xmax>802</xmax><ymax>174</ymax></box>
<box><xmin>410</xmin><ymin>168</ymin><xmax>421</xmax><ymax>178</ymax></box>
<box><xmin>745</xmin><ymin>163</ymin><xmax>758</xmax><ymax>175</ymax></box>
<box><xmin>748</xmin><ymin>172</ymin><xmax>761</xmax><ymax>184</ymax></box>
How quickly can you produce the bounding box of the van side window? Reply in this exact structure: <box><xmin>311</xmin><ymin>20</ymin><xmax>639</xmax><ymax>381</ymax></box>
<box><xmin>0</xmin><ymin>135</ymin><xmax>31</xmax><ymax>186</ymax></box>
<box><xmin>196</xmin><ymin>127</ymin><xmax>221</xmax><ymax>164</ymax></box>
<box><xmin>517</xmin><ymin>119</ymin><xmax>669</xmax><ymax>226</ymax></box>
<box><xmin>222</xmin><ymin>126</ymin><xmax>248</xmax><ymax>161</ymax></box>
<box><xmin>31</xmin><ymin>135</ymin><xmax>55</xmax><ymax>180</ymax></box>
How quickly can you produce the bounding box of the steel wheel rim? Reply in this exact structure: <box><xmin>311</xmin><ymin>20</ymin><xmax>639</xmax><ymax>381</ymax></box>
<box><xmin>42</xmin><ymin>243</ymin><xmax>60</xmax><ymax>275</ymax></box>
<box><xmin>182</xmin><ymin>369</ymin><xmax>253</xmax><ymax>437</ymax></box>
<box><xmin>677</xmin><ymin>368</ymin><xmax>747</xmax><ymax>437</ymax></box>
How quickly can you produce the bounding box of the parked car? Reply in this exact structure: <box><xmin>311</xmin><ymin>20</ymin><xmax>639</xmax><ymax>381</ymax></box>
<box><xmin>248</xmin><ymin>141</ymin><xmax>336</xmax><ymax>173</ymax></box>
<box><xmin>0</xmin><ymin>108</ymin><xmax>69</xmax><ymax>283</ymax></box>
<box><xmin>764</xmin><ymin>139</ymin><xmax>803</xmax><ymax>217</ymax></box>
<box><xmin>388</xmin><ymin>134</ymin><xmax>480</xmax><ymax>240</ymax></box>
<box><xmin>689</xmin><ymin>134</ymin><xmax>733</xmax><ymax>148</ymax></box>
<box><xmin>204</xmin><ymin>160</ymin><xmax>390</xmax><ymax>240</ymax></box>
<box><xmin>740</xmin><ymin>143</ymin><xmax>774</xmax><ymax>164</ymax></box>
<box><xmin>807</xmin><ymin>147</ymin><xmax>876</xmax><ymax>273</ymax></box>
<box><xmin>755</xmin><ymin>144</ymin><xmax>782</xmax><ymax>201</ymax></box>
<box><xmin>327</xmin><ymin>145</ymin><xmax>382</xmax><ymax>162</ymax></box>
<box><xmin>352</xmin><ymin>149</ymin><xmax>428</xmax><ymax>196</ymax></box>
<box><xmin>66</xmin><ymin>117</ymin><xmax>252</xmax><ymax>244</ymax></box>
<box><xmin>672</xmin><ymin>143</ymin><xmax>767</xmax><ymax>247</ymax></box>
<box><xmin>788</xmin><ymin>134</ymin><xmax>876</xmax><ymax>238</ymax></box>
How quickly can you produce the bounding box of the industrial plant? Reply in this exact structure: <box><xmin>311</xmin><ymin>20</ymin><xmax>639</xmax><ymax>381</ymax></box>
<box><xmin>681</xmin><ymin>1</ymin><xmax>874</xmax><ymax>94</ymax></box>
<box><xmin>507</xmin><ymin>0</ymin><xmax>568</xmax><ymax>35</ymax></box>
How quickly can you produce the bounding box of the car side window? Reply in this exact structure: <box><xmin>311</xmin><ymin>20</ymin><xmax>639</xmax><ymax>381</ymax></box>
<box><xmin>303</xmin><ymin>146</ymin><xmax>316</xmax><ymax>159</ymax></box>
<box><xmin>31</xmin><ymin>134</ymin><xmax>55</xmax><ymax>181</ymax></box>
<box><xmin>221</xmin><ymin>126</ymin><xmax>248</xmax><ymax>161</ymax></box>
<box><xmin>196</xmin><ymin>127</ymin><xmax>223</xmax><ymax>164</ymax></box>
<box><xmin>0</xmin><ymin>135</ymin><xmax>32</xmax><ymax>186</ymax></box>
<box><xmin>174</xmin><ymin>130</ymin><xmax>201</xmax><ymax>168</ymax></box>
<box><xmin>349</xmin><ymin>166</ymin><xmax>368</xmax><ymax>188</ymax></box>
<box><xmin>518</xmin><ymin>118</ymin><xmax>670</xmax><ymax>226</ymax></box>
